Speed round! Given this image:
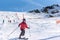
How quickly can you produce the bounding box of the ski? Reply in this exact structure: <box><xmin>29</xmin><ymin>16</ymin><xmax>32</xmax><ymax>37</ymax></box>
<box><xmin>18</xmin><ymin>38</ymin><xmax>28</xmax><ymax>40</ymax></box>
<box><xmin>9</xmin><ymin>37</ymin><xmax>28</xmax><ymax>40</ymax></box>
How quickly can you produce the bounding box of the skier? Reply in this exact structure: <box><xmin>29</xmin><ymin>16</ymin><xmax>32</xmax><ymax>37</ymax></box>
<box><xmin>8</xmin><ymin>20</ymin><xmax>11</xmax><ymax>23</ymax></box>
<box><xmin>3</xmin><ymin>19</ymin><xmax>4</xmax><ymax>23</ymax></box>
<box><xmin>18</xmin><ymin>18</ymin><xmax>29</xmax><ymax>39</ymax></box>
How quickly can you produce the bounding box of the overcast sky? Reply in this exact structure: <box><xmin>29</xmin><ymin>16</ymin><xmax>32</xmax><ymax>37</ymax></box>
<box><xmin>0</xmin><ymin>0</ymin><xmax>60</xmax><ymax>12</ymax></box>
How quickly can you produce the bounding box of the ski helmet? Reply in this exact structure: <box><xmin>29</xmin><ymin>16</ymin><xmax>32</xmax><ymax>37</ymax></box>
<box><xmin>23</xmin><ymin>18</ymin><xmax>26</xmax><ymax>21</ymax></box>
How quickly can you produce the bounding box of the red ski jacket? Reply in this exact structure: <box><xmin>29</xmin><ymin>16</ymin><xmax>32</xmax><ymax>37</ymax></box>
<box><xmin>19</xmin><ymin>22</ymin><xmax>28</xmax><ymax>30</ymax></box>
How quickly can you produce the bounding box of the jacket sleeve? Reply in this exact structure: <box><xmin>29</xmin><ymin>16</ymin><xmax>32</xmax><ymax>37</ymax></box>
<box><xmin>25</xmin><ymin>23</ymin><xmax>28</xmax><ymax>28</ymax></box>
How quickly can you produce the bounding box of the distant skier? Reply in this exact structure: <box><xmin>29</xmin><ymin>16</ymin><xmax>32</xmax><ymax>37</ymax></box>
<box><xmin>18</xmin><ymin>18</ymin><xmax>29</xmax><ymax>39</ymax></box>
<box><xmin>3</xmin><ymin>19</ymin><xmax>4</xmax><ymax>23</ymax></box>
<box><xmin>8</xmin><ymin>20</ymin><xmax>11</xmax><ymax>23</ymax></box>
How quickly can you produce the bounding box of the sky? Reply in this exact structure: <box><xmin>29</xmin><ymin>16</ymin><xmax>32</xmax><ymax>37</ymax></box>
<box><xmin>0</xmin><ymin>0</ymin><xmax>60</xmax><ymax>12</ymax></box>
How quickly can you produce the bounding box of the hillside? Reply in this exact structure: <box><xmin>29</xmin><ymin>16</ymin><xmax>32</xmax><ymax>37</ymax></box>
<box><xmin>0</xmin><ymin>11</ymin><xmax>60</xmax><ymax>40</ymax></box>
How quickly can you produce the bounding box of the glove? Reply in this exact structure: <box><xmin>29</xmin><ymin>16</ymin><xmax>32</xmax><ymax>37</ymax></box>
<box><xmin>18</xmin><ymin>25</ymin><xmax>20</xmax><ymax>27</ymax></box>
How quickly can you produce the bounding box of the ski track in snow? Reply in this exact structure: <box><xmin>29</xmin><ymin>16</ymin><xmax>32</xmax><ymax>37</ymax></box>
<box><xmin>40</xmin><ymin>35</ymin><xmax>60</xmax><ymax>40</ymax></box>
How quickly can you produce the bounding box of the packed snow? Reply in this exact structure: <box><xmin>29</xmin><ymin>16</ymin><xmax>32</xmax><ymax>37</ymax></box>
<box><xmin>0</xmin><ymin>11</ymin><xmax>60</xmax><ymax>40</ymax></box>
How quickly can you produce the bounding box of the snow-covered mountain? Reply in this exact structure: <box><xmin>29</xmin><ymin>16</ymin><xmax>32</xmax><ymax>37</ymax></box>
<box><xmin>0</xmin><ymin>11</ymin><xmax>60</xmax><ymax>40</ymax></box>
<box><xmin>29</xmin><ymin>4</ymin><xmax>60</xmax><ymax>17</ymax></box>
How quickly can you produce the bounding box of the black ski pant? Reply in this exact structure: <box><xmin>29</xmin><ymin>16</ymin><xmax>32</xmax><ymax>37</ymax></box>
<box><xmin>19</xmin><ymin>29</ymin><xmax>25</xmax><ymax>38</ymax></box>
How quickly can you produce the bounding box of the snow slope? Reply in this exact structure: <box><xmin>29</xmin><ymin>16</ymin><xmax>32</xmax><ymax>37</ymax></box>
<box><xmin>0</xmin><ymin>11</ymin><xmax>60</xmax><ymax>40</ymax></box>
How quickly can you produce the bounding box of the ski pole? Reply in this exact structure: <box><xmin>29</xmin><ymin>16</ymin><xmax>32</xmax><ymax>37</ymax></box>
<box><xmin>8</xmin><ymin>27</ymin><xmax>19</xmax><ymax>37</ymax></box>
